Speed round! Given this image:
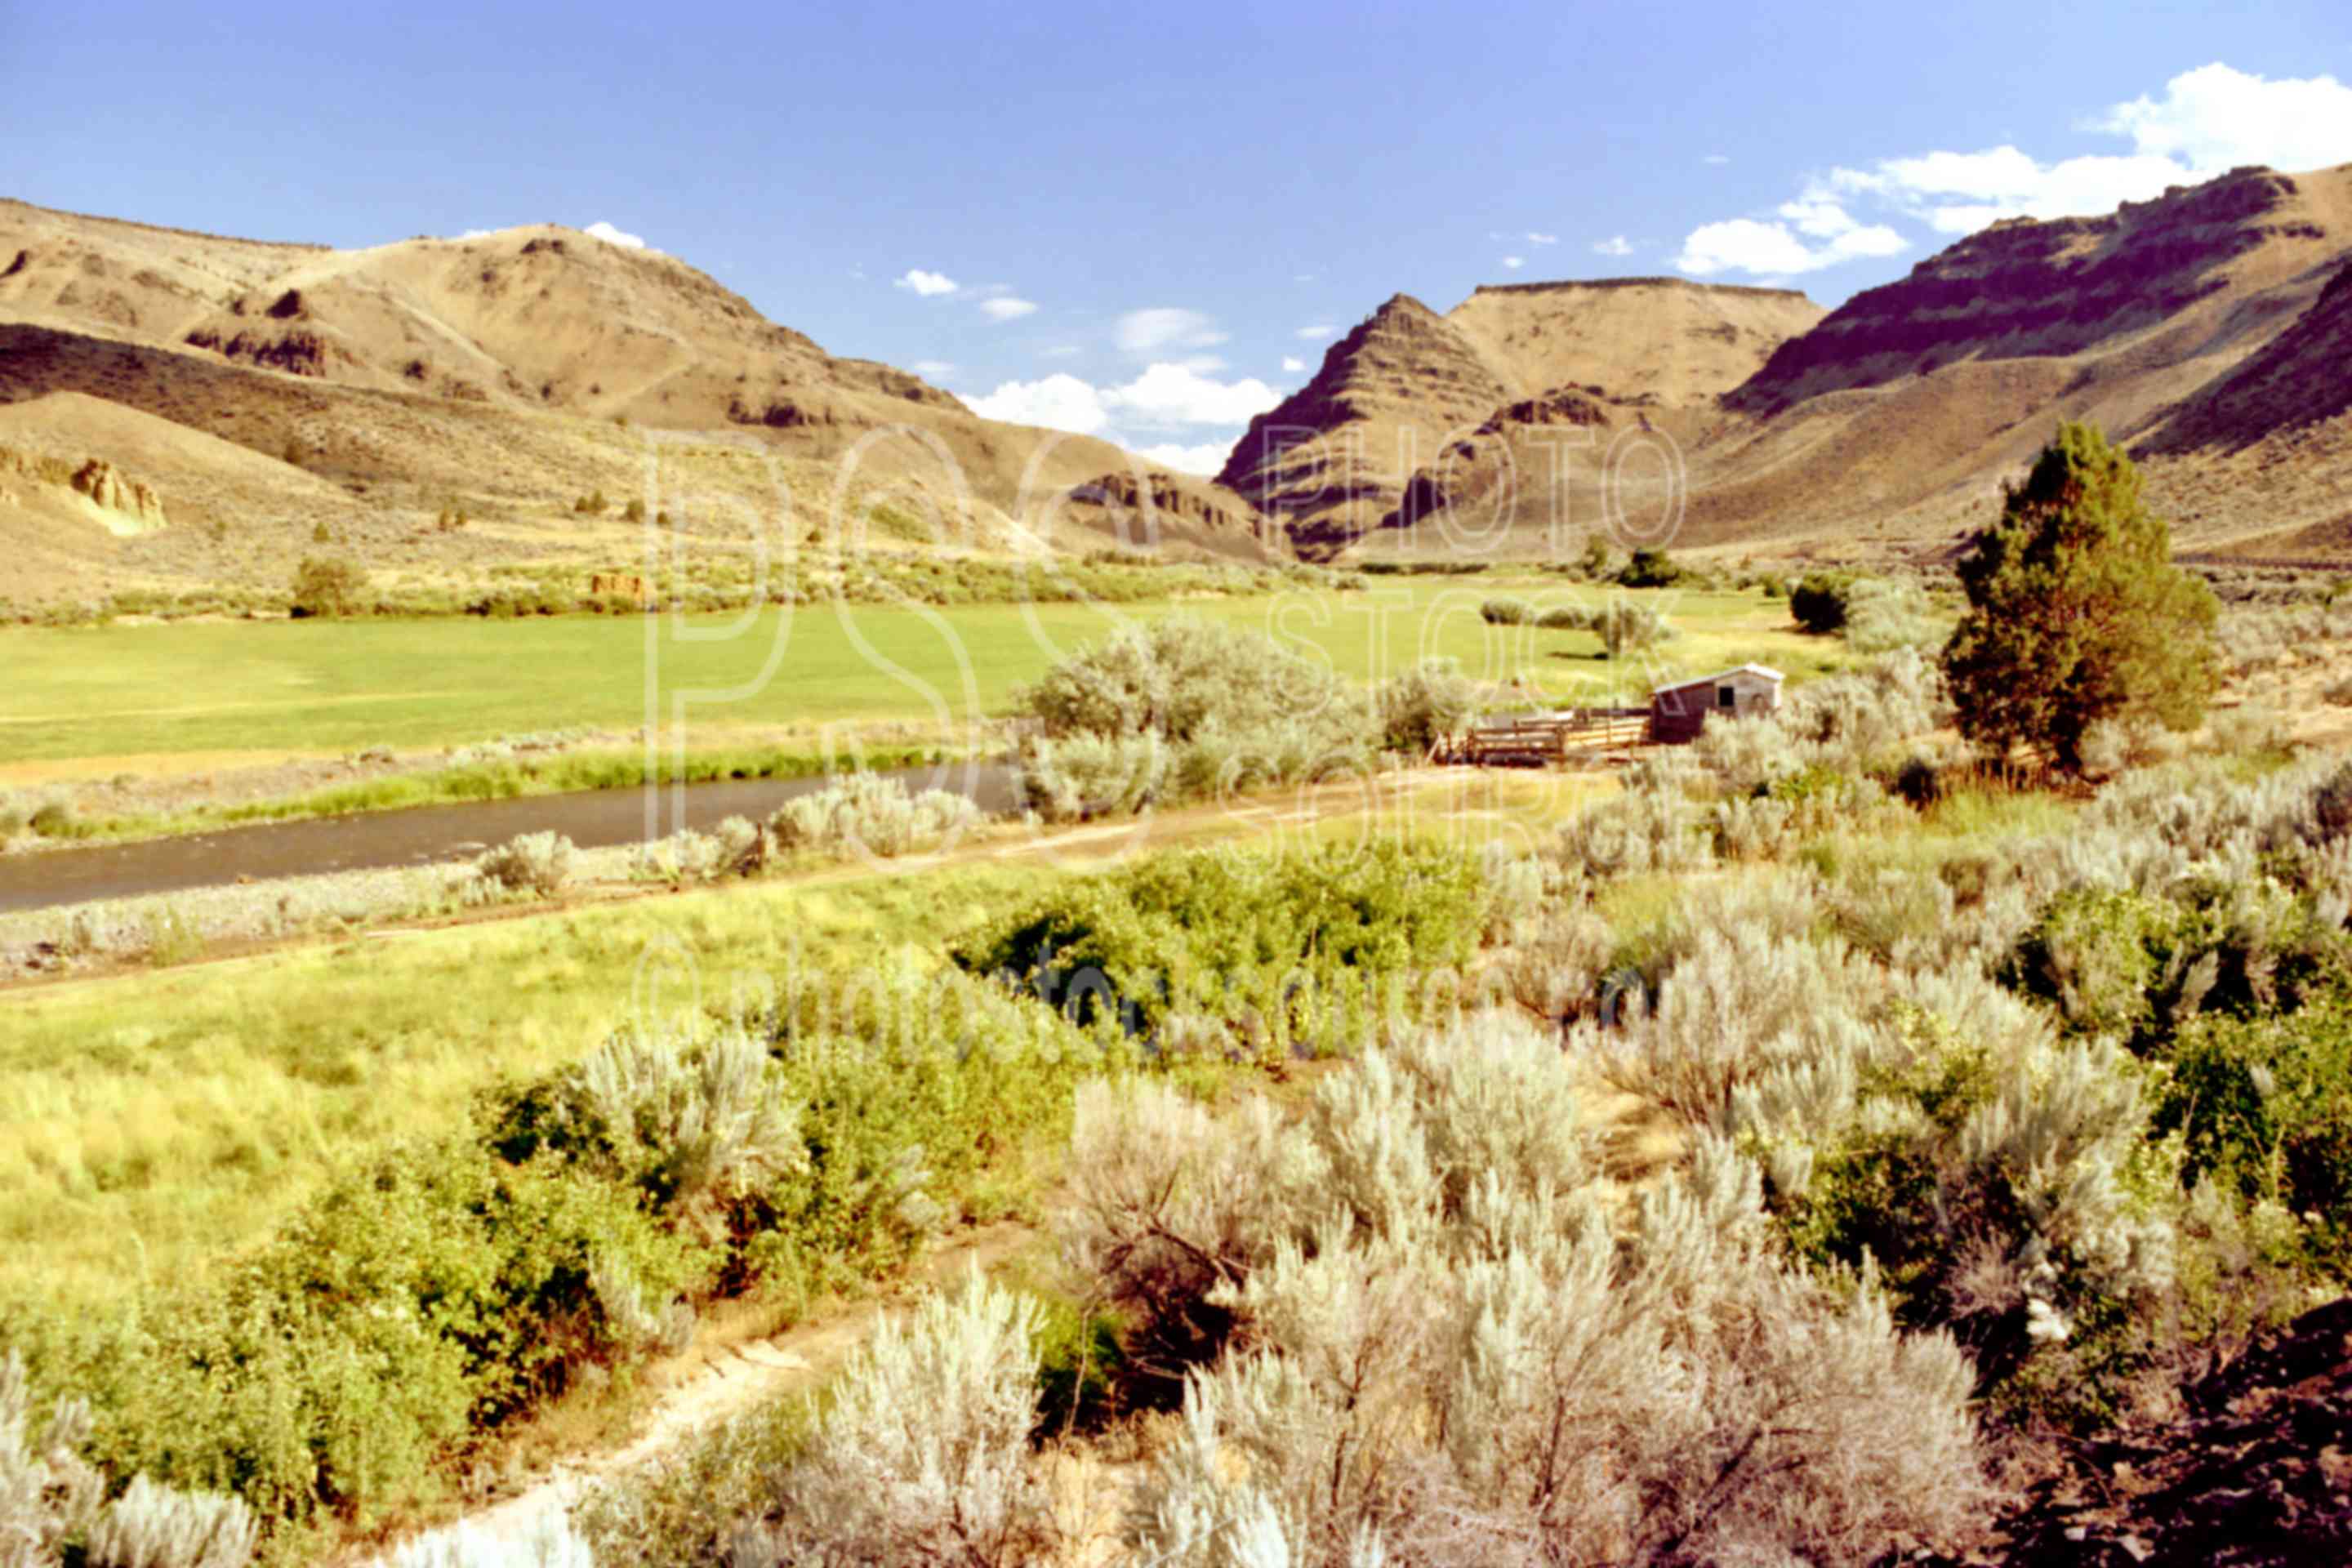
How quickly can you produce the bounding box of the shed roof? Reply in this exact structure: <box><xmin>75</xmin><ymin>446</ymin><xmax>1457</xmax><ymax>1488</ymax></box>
<box><xmin>1650</xmin><ymin>663</ymin><xmax>1784</xmax><ymax>696</ymax></box>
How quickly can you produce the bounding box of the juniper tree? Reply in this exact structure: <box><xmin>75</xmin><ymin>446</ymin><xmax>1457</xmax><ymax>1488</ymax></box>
<box><xmin>1942</xmin><ymin>422</ymin><xmax>2219</xmax><ymax>773</ymax></box>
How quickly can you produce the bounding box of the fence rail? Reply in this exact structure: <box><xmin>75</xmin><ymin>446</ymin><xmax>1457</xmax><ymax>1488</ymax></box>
<box><xmin>1436</xmin><ymin>707</ymin><xmax>1648</xmax><ymax>766</ymax></box>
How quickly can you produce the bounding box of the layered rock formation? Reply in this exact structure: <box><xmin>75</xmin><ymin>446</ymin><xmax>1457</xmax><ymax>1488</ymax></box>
<box><xmin>1220</xmin><ymin>280</ymin><xmax>1823</xmax><ymax>555</ymax></box>
<box><xmin>1677</xmin><ymin>161</ymin><xmax>2352</xmax><ymax>557</ymax></box>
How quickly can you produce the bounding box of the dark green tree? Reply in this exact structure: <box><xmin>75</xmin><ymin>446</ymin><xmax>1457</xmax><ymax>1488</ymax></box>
<box><xmin>1942</xmin><ymin>421</ymin><xmax>2218</xmax><ymax>772</ymax></box>
<box><xmin>1789</xmin><ymin>571</ymin><xmax>1855</xmax><ymax>634</ymax></box>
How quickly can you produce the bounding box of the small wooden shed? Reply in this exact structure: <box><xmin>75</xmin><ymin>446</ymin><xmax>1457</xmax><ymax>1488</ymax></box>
<box><xmin>1648</xmin><ymin>663</ymin><xmax>1784</xmax><ymax>745</ymax></box>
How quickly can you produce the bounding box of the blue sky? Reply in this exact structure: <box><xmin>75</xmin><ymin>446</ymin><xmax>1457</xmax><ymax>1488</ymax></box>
<box><xmin>5</xmin><ymin>1</ymin><xmax>2350</xmax><ymax>470</ymax></box>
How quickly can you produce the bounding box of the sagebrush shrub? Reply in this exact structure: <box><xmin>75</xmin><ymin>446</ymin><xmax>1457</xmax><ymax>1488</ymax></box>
<box><xmin>377</xmin><ymin>1515</ymin><xmax>595</xmax><ymax>1568</ymax></box>
<box><xmin>1012</xmin><ymin>731</ymin><xmax>1171</xmax><ymax>822</ymax></box>
<box><xmin>1555</xmin><ymin>768</ymin><xmax>1712</xmax><ymax>880</ymax></box>
<box><xmin>1843</xmin><ymin>576</ymin><xmax>1940</xmax><ymax>654</ymax></box>
<box><xmin>82</xmin><ymin>1476</ymin><xmax>258</xmax><ymax>1568</ymax></box>
<box><xmin>0</xmin><ymin>1352</ymin><xmax>256</xmax><ymax>1568</ymax></box>
<box><xmin>1595</xmin><ymin>597</ymin><xmax>1673</xmax><ymax>658</ymax></box>
<box><xmin>768</xmin><ymin>773</ymin><xmax>978</xmax><ymax>858</ymax></box>
<box><xmin>1503</xmin><ymin>904</ymin><xmax>1614</xmax><ymax>1021</ymax></box>
<box><xmin>1011</xmin><ymin>617</ymin><xmax>1372</xmax><ymax>821</ymax></box>
<box><xmin>728</xmin><ymin>1279</ymin><xmax>1050</xmax><ymax>1568</ymax></box>
<box><xmin>494</xmin><ymin>1027</ymin><xmax>804</xmax><ymax>1223</ymax></box>
<box><xmin>1375</xmin><ymin>659</ymin><xmax>1478</xmax><ymax>754</ymax></box>
<box><xmin>475</xmin><ymin>830</ymin><xmax>574</xmax><ymax>897</ymax></box>
<box><xmin>1091</xmin><ymin>1054</ymin><xmax>1985</xmax><ymax>1568</ymax></box>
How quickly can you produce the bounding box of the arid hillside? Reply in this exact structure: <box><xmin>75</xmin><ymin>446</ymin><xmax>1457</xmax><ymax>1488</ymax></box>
<box><xmin>11</xmin><ymin>163</ymin><xmax>2352</xmax><ymax>599</ymax></box>
<box><xmin>1686</xmin><ymin>161</ymin><xmax>2352</xmax><ymax>559</ymax></box>
<box><xmin>0</xmin><ymin>201</ymin><xmax>1273</xmax><ymax>606</ymax></box>
<box><xmin>1218</xmin><ymin>278</ymin><xmax>1824</xmax><ymax>554</ymax></box>
<box><xmin>1225</xmin><ymin>163</ymin><xmax>2352</xmax><ymax>564</ymax></box>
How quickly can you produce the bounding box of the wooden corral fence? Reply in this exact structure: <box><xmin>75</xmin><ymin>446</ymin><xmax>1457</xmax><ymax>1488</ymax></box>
<box><xmin>1437</xmin><ymin>707</ymin><xmax>1648</xmax><ymax>766</ymax></box>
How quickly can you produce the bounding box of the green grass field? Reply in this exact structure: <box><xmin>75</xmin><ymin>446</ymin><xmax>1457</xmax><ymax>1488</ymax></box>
<box><xmin>0</xmin><ymin>862</ymin><xmax>1053</xmax><ymax>1311</ymax></box>
<box><xmin>0</xmin><ymin>583</ymin><xmax>1851</xmax><ymax>766</ymax></box>
<box><xmin>0</xmin><ymin>767</ymin><xmax>1604</xmax><ymax>1315</ymax></box>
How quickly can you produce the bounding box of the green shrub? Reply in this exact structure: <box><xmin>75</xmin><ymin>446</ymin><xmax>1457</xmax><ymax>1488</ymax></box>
<box><xmin>289</xmin><ymin>556</ymin><xmax>363</xmax><ymax>619</ymax></box>
<box><xmin>28</xmin><ymin>800</ymin><xmax>74</xmax><ymax>839</ymax></box>
<box><xmin>955</xmin><ymin>840</ymin><xmax>1488</xmax><ymax>1057</ymax></box>
<box><xmin>1478</xmin><ymin>596</ymin><xmax>1533</xmax><ymax>626</ymax></box>
<box><xmin>2002</xmin><ymin>886</ymin><xmax>2180</xmax><ymax>1041</ymax></box>
<box><xmin>1790</xmin><ymin>571</ymin><xmax>1855</xmax><ymax>634</ymax></box>
<box><xmin>1617</xmin><ymin>546</ymin><xmax>1686</xmax><ymax>587</ymax></box>
<box><xmin>2162</xmin><ymin>993</ymin><xmax>2352</xmax><ymax>1265</ymax></box>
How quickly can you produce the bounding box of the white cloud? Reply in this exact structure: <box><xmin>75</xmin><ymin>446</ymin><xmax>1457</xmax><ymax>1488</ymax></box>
<box><xmin>1591</xmin><ymin>234</ymin><xmax>1636</xmax><ymax>257</ymax></box>
<box><xmin>1500</xmin><ymin>255</ymin><xmax>1526</xmax><ymax>270</ymax></box>
<box><xmin>894</xmin><ymin>268</ymin><xmax>960</xmax><ymax>297</ymax></box>
<box><xmin>1673</xmin><ymin>212</ymin><xmax>1907</xmax><ymax>277</ymax></box>
<box><xmin>1281</xmin><ymin>355</ymin><xmax>1308</xmax><ymax>372</ymax></box>
<box><xmin>583</xmin><ymin>220</ymin><xmax>648</xmax><ymax>249</ymax></box>
<box><xmin>910</xmin><ymin>359</ymin><xmax>955</xmax><ymax>378</ymax></box>
<box><xmin>1294</xmin><ymin>272</ymin><xmax>1316</xmax><ymax>283</ymax></box>
<box><xmin>1113</xmin><ymin>307</ymin><xmax>1227</xmax><ymax>354</ymax></box>
<box><xmin>2097</xmin><ymin>61</ymin><xmax>2352</xmax><ymax>174</ymax></box>
<box><xmin>963</xmin><ymin>363</ymin><xmax>1282</xmax><ymax>450</ymax></box>
<box><xmin>1131</xmin><ymin>441</ymin><xmax>1235</xmax><ymax>476</ymax></box>
<box><xmin>980</xmin><ymin>296</ymin><xmax>1038</xmax><ymax>322</ymax></box>
<box><xmin>457</xmin><ymin>227</ymin><xmax>498</xmax><ymax>241</ymax></box>
<box><xmin>1703</xmin><ymin>154</ymin><xmax>1731</xmax><ymax>166</ymax></box>
<box><xmin>1526</xmin><ymin>232</ymin><xmax>1559</xmax><ymax>246</ymax></box>
<box><xmin>1040</xmin><ymin>344</ymin><xmax>1082</xmax><ymax>359</ymax></box>
<box><xmin>1655</xmin><ymin>57</ymin><xmax>2352</xmax><ymax>278</ymax></box>
<box><xmin>1294</xmin><ymin>323</ymin><xmax>1334</xmax><ymax>341</ymax></box>
<box><xmin>1106</xmin><ymin>363</ymin><xmax>1282</xmax><ymax>427</ymax></box>
<box><xmin>1813</xmin><ymin>64</ymin><xmax>2352</xmax><ymax>237</ymax></box>
<box><xmin>964</xmin><ymin>372</ymin><xmax>1111</xmax><ymax>434</ymax></box>
<box><xmin>1819</xmin><ymin>147</ymin><xmax>2189</xmax><ymax>234</ymax></box>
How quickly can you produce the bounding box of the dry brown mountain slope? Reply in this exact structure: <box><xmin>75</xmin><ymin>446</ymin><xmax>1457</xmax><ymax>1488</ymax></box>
<box><xmin>0</xmin><ymin>201</ymin><xmax>1273</xmax><ymax>605</ymax></box>
<box><xmin>1218</xmin><ymin>278</ymin><xmax>1824</xmax><ymax>556</ymax></box>
<box><xmin>1677</xmin><ymin>162</ymin><xmax>2352</xmax><ymax>559</ymax></box>
<box><xmin>1229</xmin><ymin>163</ymin><xmax>2352</xmax><ymax>565</ymax></box>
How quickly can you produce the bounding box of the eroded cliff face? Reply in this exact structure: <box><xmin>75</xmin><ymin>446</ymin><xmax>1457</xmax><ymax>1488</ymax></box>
<box><xmin>1730</xmin><ymin>167</ymin><xmax>2339</xmax><ymax>413</ymax></box>
<box><xmin>1219</xmin><ymin>280</ymin><xmax>1820</xmax><ymax>555</ymax></box>
<box><xmin>0</xmin><ymin>444</ymin><xmax>167</xmax><ymax>540</ymax></box>
<box><xmin>1217</xmin><ymin>294</ymin><xmax>1511</xmax><ymax>546</ymax></box>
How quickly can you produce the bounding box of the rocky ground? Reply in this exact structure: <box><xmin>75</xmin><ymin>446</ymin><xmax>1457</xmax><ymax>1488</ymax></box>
<box><xmin>1940</xmin><ymin>1299</ymin><xmax>2352</xmax><ymax>1566</ymax></box>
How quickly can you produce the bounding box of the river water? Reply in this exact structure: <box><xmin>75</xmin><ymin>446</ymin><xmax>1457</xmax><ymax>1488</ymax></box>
<box><xmin>0</xmin><ymin>761</ymin><xmax>1018</xmax><ymax>915</ymax></box>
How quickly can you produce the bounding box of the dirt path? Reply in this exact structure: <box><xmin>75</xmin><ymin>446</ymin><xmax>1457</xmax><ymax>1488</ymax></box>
<box><xmin>411</xmin><ymin>1219</ymin><xmax>1043</xmax><ymax>1558</ymax></box>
